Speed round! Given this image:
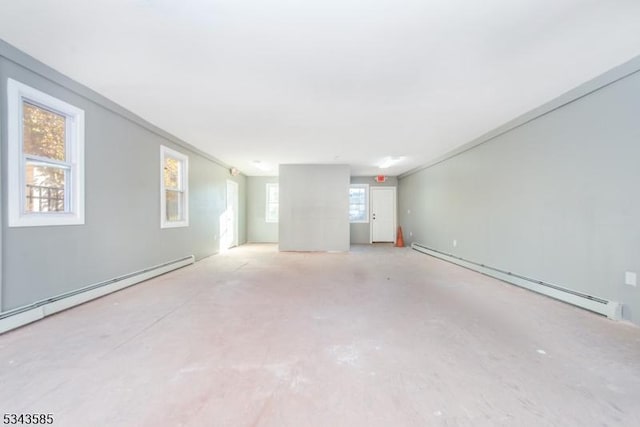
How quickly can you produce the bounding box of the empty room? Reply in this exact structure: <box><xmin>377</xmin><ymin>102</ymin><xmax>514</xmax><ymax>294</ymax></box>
<box><xmin>1</xmin><ymin>1</ymin><xmax>640</xmax><ymax>426</ymax></box>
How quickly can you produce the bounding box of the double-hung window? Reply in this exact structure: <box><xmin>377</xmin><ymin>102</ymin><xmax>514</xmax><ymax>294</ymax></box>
<box><xmin>265</xmin><ymin>183</ymin><xmax>279</xmax><ymax>223</ymax></box>
<box><xmin>7</xmin><ymin>79</ymin><xmax>85</xmax><ymax>227</ymax></box>
<box><xmin>349</xmin><ymin>184</ymin><xmax>369</xmax><ymax>223</ymax></box>
<box><xmin>160</xmin><ymin>145</ymin><xmax>189</xmax><ymax>228</ymax></box>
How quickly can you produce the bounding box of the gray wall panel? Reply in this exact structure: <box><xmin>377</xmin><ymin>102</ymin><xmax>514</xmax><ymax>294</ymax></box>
<box><xmin>279</xmin><ymin>165</ymin><xmax>349</xmax><ymax>252</ymax></box>
<box><xmin>399</xmin><ymin>67</ymin><xmax>640</xmax><ymax>324</ymax></box>
<box><xmin>1</xmin><ymin>46</ymin><xmax>245</xmax><ymax>311</ymax></box>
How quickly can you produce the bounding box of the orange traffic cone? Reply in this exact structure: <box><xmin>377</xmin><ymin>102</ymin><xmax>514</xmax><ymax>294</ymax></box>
<box><xmin>395</xmin><ymin>226</ymin><xmax>405</xmax><ymax>247</ymax></box>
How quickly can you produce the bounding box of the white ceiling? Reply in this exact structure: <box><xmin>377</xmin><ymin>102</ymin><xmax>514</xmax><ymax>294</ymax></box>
<box><xmin>1</xmin><ymin>0</ymin><xmax>640</xmax><ymax>176</ymax></box>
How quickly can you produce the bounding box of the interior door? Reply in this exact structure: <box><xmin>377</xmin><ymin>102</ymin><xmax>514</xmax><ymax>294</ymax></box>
<box><xmin>370</xmin><ymin>187</ymin><xmax>396</xmax><ymax>242</ymax></box>
<box><xmin>221</xmin><ymin>180</ymin><xmax>239</xmax><ymax>250</ymax></box>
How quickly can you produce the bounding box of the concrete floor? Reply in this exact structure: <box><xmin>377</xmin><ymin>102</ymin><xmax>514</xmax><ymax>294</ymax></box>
<box><xmin>1</xmin><ymin>244</ymin><xmax>639</xmax><ymax>426</ymax></box>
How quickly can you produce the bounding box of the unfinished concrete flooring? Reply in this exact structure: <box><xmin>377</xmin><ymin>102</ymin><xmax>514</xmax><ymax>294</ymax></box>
<box><xmin>1</xmin><ymin>244</ymin><xmax>639</xmax><ymax>426</ymax></box>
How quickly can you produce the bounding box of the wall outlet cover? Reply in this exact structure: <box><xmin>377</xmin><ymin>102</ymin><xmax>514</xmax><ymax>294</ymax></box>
<box><xmin>625</xmin><ymin>271</ymin><xmax>637</xmax><ymax>287</ymax></box>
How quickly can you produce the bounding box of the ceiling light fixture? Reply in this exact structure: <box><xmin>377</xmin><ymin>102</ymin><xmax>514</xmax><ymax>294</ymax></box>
<box><xmin>252</xmin><ymin>160</ymin><xmax>272</xmax><ymax>172</ymax></box>
<box><xmin>378</xmin><ymin>156</ymin><xmax>404</xmax><ymax>169</ymax></box>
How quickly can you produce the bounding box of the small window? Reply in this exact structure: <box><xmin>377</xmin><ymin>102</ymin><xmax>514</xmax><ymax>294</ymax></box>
<box><xmin>7</xmin><ymin>79</ymin><xmax>85</xmax><ymax>227</ymax></box>
<box><xmin>265</xmin><ymin>183</ymin><xmax>279</xmax><ymax>223</ymax></box>
<box><xmin>160</xmin><ymin>146</ymin><xmax>189</xmax><ymax>228</ymax></box>
<box><xmin>349</xmin><ymin>184</ymin><xmax>369</xmax><ymax>223</ymax></box>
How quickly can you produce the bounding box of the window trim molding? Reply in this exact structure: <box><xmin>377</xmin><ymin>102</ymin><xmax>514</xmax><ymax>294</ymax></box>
<box><xmin>160</xmin><ymin>145</ymin><xmax>189</xmax><ymax>229</ymax></box>
<box><xmin>7</xmin><ymin>78</ymin><xmax>85</xmax><ymax>227</ymax></box>
<box><xmin>349</xmin><ymin>183</ymin><xmax>369</xmax><ymax>224</ymax></box>
<box><xmin>265</xmin><ymin>182</ymin><xmax>279</xmax><ymax>223</ymax></box>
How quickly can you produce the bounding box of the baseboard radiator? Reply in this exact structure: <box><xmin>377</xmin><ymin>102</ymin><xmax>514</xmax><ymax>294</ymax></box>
<box><xmin>0</xmin><ymin>255</ymin><xmax>195</xmax><ymax>334</ymax></box>
<box><xmin>411</xmin><ymin>243</ymin><xmax>621</xmax><ymax>320</ymax></box>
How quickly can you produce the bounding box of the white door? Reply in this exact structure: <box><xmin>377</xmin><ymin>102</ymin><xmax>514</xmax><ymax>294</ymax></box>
<box><xmin>221</xmin><ymin>180</ymin><xmax>239</xmax><ymax>250</ymax></box>
<box><xmin>370</xmin><ymin>187</ymin><xmax>396</xmax><ymax>242</ymax></box>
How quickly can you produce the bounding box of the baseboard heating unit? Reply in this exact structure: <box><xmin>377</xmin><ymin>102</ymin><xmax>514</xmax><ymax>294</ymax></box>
<box><xmin>0</xmin><ymin>255</ymin><xmax>195</xmax><ymax>334</ymax></box>
<box><xmin>411</xmin><ymin>243</ymin><xmax>621</xmax><ymax>320</ymax></box>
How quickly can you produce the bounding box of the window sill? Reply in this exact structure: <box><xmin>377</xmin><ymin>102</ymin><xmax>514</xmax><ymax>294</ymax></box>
<box><xmin>9</xmin><ymin>213</ymin><xmax>85</xmax><ymax>228</ymax></box>
<box><xmin>161</xmin><ymin>220</ymin><xmax>189</xmax><ymax>229</ymax></box>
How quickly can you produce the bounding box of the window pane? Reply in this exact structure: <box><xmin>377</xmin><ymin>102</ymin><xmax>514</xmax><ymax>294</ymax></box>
<box><xmin>266</xmin><ymin>183</ymin><xmax>279</xmax><ymax>222</ymax></box>
<box><xmin>164</xmin><ymin>157</ymin><xmax>180</xmax><ymax>189</ymax></box>
<box><xmin>25</xmin><ymin>163</ymin><xmax>66</xmax><ymax>212</ymax></box>
<box><xmin>267</xmin><ymin>203</ymin><xmax>279</xmax><ymax>221</ymax></box>
<box><xmin>349</xmin><ymin>187</ymin><xmax>367</xmax><ymax>222</ymax></box>
<box><xmin>349</xmin><ymin>206</ymin><xmax>366</xmax><ymax>221</ymax></box>
<box><xmin>23</xmin><ymin>102</ymin><xmax>66</xmax><ymax>161</ymax></box>
<box><xmin>268</xmin><ymin>184</ymin><xmax>279</xmax><ymax>201</ymax></box>
<box><xmin>166</xmin><ymin>190</ymin><xmax>183</xmax><ymax>221</ymax></box>
<box><xmin>349</xmin><ymin>188</ymin><xmax>364</xmax><ymax>200</ymax></box>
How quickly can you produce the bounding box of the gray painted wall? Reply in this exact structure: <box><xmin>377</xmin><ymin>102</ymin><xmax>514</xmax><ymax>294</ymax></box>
<box><xmin>247</xmin><ymin>176</ymin><xmax>279</xmax><ymax>243</ymax></box>
<box><xmin>398</xmin><ymin>63</ymin><xmax>640</xmax><ymax>325</ymax></box>
<box><xmin>279</xmin><ymin>165</ymin><xmax>350</xmax><ymax>252</ymax></box>
<box><xmin>1</xmin><ymin>41</ymin><xmax>246</xmax><ymax>312</ymax></box>
<box><xmin>350</xmin><ymin>176</ymin><xmax>398</xmax><ymax>244</ymax></box>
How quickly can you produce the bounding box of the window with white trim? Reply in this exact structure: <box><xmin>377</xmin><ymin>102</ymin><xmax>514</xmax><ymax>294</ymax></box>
<box><xmin>160</xmin><ymin>146</ymin><xmax>189</xmax><ymax>228</ymax></box>
<box><xmin>349</xmin><ymin>184</ymin><xmax>369</xmax><ymax>223</ymax></box>
<box><xmin>7</xmin><ymin>79</ymin><xmax>85</xmax><ymax>227</ymax></box>
<box><xmin>265</xmin><ymin>183</ymin><xmax>279</xmax><ymax>223</ymax></box>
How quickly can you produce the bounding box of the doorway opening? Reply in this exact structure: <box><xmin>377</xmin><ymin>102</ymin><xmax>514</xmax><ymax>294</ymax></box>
<box><xmin>220</xmin><ymin>180</ymin><xmax>239</xmax><ymax>251</ymax></box>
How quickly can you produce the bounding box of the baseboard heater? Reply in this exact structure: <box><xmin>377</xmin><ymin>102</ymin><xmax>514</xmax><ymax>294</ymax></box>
<box><xmin>411</xmin><ymin>243</ymin><xmax>621</xmax><ymax>320</ymax></box>
<box><xmin>0</xmin><ymin>255</ymin><xmax>195</xmax><ymax>334</ymax></box>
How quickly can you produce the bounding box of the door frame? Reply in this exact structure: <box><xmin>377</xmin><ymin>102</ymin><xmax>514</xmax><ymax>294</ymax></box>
<box><xmin>226</xmin><ymin>180</ymin><xmax>239</xmax><ymax>249</ymax></box>
<box><xmin>369</xmin><ymin>186</ymin><xmax>396</xmax><ymax>244</ymax></box>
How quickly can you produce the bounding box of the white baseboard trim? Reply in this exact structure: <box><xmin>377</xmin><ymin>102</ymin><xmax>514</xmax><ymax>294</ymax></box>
<box><xmin>411</xmin><ymin>243</ymin><xmax>621</xmax><ymax>320</ymax></box>
<box><xmin>0</xmin><ymin>255</ymin><xmax>195</xmax><ymax>334</ymax></box>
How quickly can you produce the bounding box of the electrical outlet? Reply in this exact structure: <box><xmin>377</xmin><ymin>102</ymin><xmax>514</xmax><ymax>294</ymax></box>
<box><xmin>625</xmin><ymin>272</ymin><xmax>637</xmax><ymax>287</ymax></box>
<box><xmin>409</xmin><ymin>232</ymin><xmax>413</xmax><ymax>237</ymax></box>
<box><xmin>453</xmin><ymin>239</ymin><xmax>457</xmax><ymax>247</ymax></box>
<box><xmin>407</xmin><ymin>209</ymin><xmax>411</xmax><ymax>214</ymax></box>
